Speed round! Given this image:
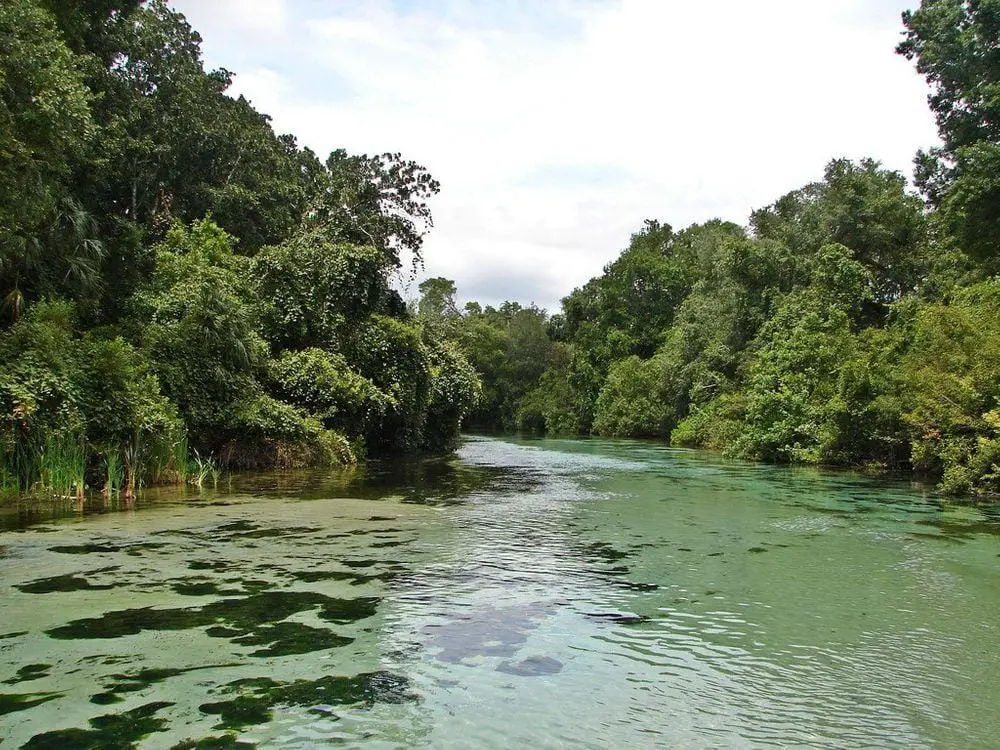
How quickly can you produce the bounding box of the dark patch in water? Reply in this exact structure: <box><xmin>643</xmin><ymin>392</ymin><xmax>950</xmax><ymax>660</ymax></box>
<box><xmin>189</xmin><ymin>561</ymin><xmax>231</xmax><ymax>572</ymax></box>
<box><xmin>49</xmin><ymin>542</ymin><xmax>166</xmax><ymax>556</ymax></box>
<box><xmin>370</xmin><ymin>540</ymin><xmax>406</xmax><ymax>548</ymax></box>
<box><xmin>618</xmin><ymin>580</ymin><xmax>659</xmax><ymax>592</ymax></box>
<box><xmin>0</xmin><ymin>630</ymin><xmax>28</xmax><ymax>639</ymax></box>
<box><xmin>4</xmin><ymin>663</ymin><xmax>51</xmax><ymax>685</ymax></box>
<box><xmin>185</xmin><ymin>521</ymin><xmax>320</xmax><ymax>542</ymax></box>
<box><xmin>16</xmin><ymin>573</ymin><xmax>115</xmax><ymax>594</ymax></box>
<box><xmin>584</xmin><ymin>612</ymin><xmax>649</xmax><ymax>625</ymax></box>
<box><xmin>0</xmin><ymin>690</ymin><xmax>59</xmax><ymax>714</ymax></box>
<box><xmin>91</xmin><ymin>665</ymin><xmax>229</xmax><ymax>705</ymax></box>
<box><xmin>233</xmin><ymin>526</ymin><xmax>317</xmax><ymax>540</ymax></box>
<box><xmin>286</xmin><ymin>569</ymin><xmax>396</xmax><ymax>586</ymax></box>
<box><xmin>605</xmin><ymin>564</ymin><xmax>631</xmax><ymax>575</ymax></box>
<box><xmin>172</xmin><ymin>581</ymin><xmax>228</xmax><ymax>596</ymax></box>
<box><xmin>171</xmin><ymin>734</ymin><xmax>256</xmax><ymax>749</ymax></box>
<box><xmin>284</xmin><ymin>569</ymin><xmax>356</xmax><ymax>583</ymax></box>
<box><xmin>583</xmin><ymin>541</ymin><xmax>629</xmax><ymax>563</ymax></box>
<box><xmin>23</xmin><ymin>700</ymin><xmax>173</xmax><ymax>748</ymax></box>
<box><xmin>214</xmin><ymin>520</ymin><xmax>258</xmax><ymax>534</ymax></box>
<box><xmin>496</xmin><ymin>656</ymin><xmax>563</xmax><ymax>676</ymax></box>
<box><xmin>910</xmin><ymin>531</ymin><xmax>966</xmax><ymax>545</ymax></box>
<box><xmin>747</xmin><ymin>546</ymin><xmax>768</xmax><ymax>553</ymax></box>
<box><xmin>342</xmin><ymin>559</ymin><xmax>379</xmax><ymax>568</ymax></box>
<box><xmin>46</xmin><ymin>591</ymin><xmax>380</xmax><ymax>657</ymax></box>
<box><xmin>425</xmin><ymin>604</ymin><xmax>550</xmax><ymax>664</ymax></box>
<box><xmin>48</xmin><ymin>543</ymin><xmax>122</xmax><ymax>554</ymax></box>
<box><xmin>226</xmin><ymin>579</ymin><xmax>275</xmax><ymax>594</ymax></box>
<box><xmin>124</xmin><ymin>543</ymin><xmax>170</xmax><ymax>557</ymax></box>
<box><xmin>229</xmin><ymin>622</ymin><xmax>353</xmax><ymax>657</ymax></box>
<box><xmin>368</xmin><ymin>516</ymin><xmax>397</xmax><ymax>521</ymax></box>
<box><xmin>199</xmin><ymin>672</ymin><xmax>416</xmax><ymax>730</ymax></box>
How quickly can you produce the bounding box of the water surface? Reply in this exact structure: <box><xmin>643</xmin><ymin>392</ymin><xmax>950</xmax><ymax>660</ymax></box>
<box><xmin>2</xmin><ymin>436</ymin><xmax>999</xmax><ymax>748</ymax></box>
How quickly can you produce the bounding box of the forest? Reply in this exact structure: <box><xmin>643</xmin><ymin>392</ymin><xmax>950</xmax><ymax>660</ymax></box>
<box><xmin>2</xmin><ymin>0</ymin><xmax>999</xmax><ymax>498</ymax></box>
<box><xmin>0</xmin><ymin>0</ymin><xmax>481</xmax><ymax>497</ymax></box>
<box><xmin>419</xmin><ymin>0</ymin><xmax>1000</xmax><ymax>497</ymax></box>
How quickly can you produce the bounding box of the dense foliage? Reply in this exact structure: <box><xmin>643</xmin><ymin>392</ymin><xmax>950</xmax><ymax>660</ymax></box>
<box><xmin>442</xmin><ymin>0</ymin><xmax>1000</xmax><ymax>497</ymax></box>
<box><xmin>6</xmin><ymin>0</ymin><xmax>1000</xmax><ymax>499</ymax></box>
<box><xmin>0</xmin><ymin>1</ymin><xmax>478</xmax><ymax>497</ymax></box>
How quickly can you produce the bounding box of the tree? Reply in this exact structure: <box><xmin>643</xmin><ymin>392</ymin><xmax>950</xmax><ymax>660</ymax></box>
<box><xmin>899</xmin><ymin>0</ymin><xmax>1000</xmax><ymax>264</ymax></box>
<box><xmin>751</xmin><ymin>159</ymin><xmax>927</xmax><ymax>302</ymax></box>
<box><xmin>306</xmin><ymin>150</ymin><xmax>440</xmax><ymax>271</ymax></box>
<box><xmin>0</xmin><ymin>1</ymin><xmax>97</xmax><ymax>320</ymax></box>
<box><xmin>417</xmin><ymin>277</ymin><xmax>459</xmax><ymax>320</ymax></box>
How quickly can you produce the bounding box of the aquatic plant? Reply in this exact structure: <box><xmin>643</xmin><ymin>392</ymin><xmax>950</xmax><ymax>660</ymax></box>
<box><xmin>188</xmin><ymin>450</ymin><xmax>219</xmax><ymax>489</ymax></box>
<box><xmin>101</xmin><ymin>447</ymin><xmax>123</xmax><ymax>497</ymax></box>
<box><xmin>33</xmin><ymin>432</ymin><xmax>87</xmax><ymax>498</ymax></box>
<box><xmin>150</xmin><ymin>434</ymin><xmax>189</xmax><ymax>486</ymax></box>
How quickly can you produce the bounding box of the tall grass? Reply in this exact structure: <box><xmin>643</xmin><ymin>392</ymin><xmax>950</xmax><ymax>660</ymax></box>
<box><xmin>11</xmin><ymin>432</ymin><xmax>89</xmax><ymax>498</ymax></box>
<box><xmin>188</xmin><ymin>450</ymin><xmax>219</xmax><ymax>489</ymax></box>
<box><xmin>150</xmin><ymin>433</ymin><xmax>188</xmax><ymax>486</ymax></box>
<box><xmin>0</xmin><ymin>464</ymin><xmax>18</xmax><ymax>497</ymax></box>
<box><xmin>101</xmin><ymin>448</ymin><xmax>123</xmax><ymax>497</ymax></box>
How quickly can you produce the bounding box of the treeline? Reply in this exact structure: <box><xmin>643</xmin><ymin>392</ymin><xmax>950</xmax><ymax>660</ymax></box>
<box><xmin>0</xmin><ymin>1</ymin><xmax>480</xmax><ymax>497</ymax></box>
<box><xmin>431</xmin><ymin>0</ymin><xmax>1000</xmax><ymax>497</ymax></box>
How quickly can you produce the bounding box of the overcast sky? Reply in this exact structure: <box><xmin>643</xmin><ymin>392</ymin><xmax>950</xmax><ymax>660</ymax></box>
<box><xmin>170</xmin><ymin>0</ymin><xmax>938</xmax><ymax>312</ymax></box>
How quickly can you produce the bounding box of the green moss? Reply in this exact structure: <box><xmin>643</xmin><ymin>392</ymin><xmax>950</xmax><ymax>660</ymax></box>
<box><xmin>16</xmin><ymin>573</ymin><xmax>115</xmax><ymax>593</ymax></box>
<box><xmin>199</xmin><ymin>672</ymin><xmax>417</xmax><ymax>730</ymax></box>
<box><xmin>3</xmin><ymin>663</ymin><xmax>52</xmax><ymax>685</ymax></box>
<box><xmin>23</xmin><ymin>701</ymin><xmax>173</xmax><ymax>749</ymax></box>
<box><xmin>0</xmin><ymin>691</ymin><xmax>60</xmax><ymax>715</ymax></box>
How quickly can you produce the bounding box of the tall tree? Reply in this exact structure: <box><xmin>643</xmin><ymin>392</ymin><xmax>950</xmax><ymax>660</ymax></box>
<box><xmin>0</xmin><ymin>1</ymin><xmax>98</xmax><ymax>321</ymax></box>
<box><xmin>899</xmin><ymin>0</ymin><xmax>1000</xmax><ymax>264</ymax></box>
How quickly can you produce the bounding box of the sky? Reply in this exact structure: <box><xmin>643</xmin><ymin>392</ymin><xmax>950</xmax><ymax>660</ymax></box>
<box><xmin>170</xmin><ymin>0</ymin><xmax>939</xmax><ymax>312</ymax></box>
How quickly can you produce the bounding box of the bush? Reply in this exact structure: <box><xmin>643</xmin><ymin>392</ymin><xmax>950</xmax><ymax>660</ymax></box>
<box><xmin>900</xmin><ymin>279</ymin><xmax>1000</xmax><ymax>494</ymax></box>
<box><xmin>0</xmin><ymin>300</ymin><xmax>184</xmax><ymax>494</ymax></box>
<box><xmin>269</xmin><ymin>347</ymin><xmax>390</xmax><ymax>436</ymax></box>
<box><xmin>221</xmin><ymin>393</ymin><xmax>354</xmax><ymax>468</ymax></box>
<box><xmin>422</xmin><ymin>335</ymin><xmax>481</xmax><ymax>451</ymax></box>
<box><xmin>593</xmin><ymin>355</ymin><xmax>674</xmax><ymax>438</ymax></box>
<box><xmin>345</xmin><ymin>315</ymin><xmax>431</xmax><ymax>453</ymax></box>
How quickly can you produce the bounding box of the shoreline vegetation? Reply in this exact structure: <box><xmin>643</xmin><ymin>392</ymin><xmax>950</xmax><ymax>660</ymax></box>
<box><xmin>3</xmin><ymin>1</ymin><xmax>1000</xmax><ymax>501</ymax></box>
<box><xmin>0</xmin><ymin>0</ymin><xmax>480</xmax><ymax>501</ymax></box>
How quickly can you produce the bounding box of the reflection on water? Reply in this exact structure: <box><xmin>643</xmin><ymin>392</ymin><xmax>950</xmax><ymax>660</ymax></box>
<box><xmin>1</xmin><ymin>435</ymin><xmax>999</xmax><ymax>748</ymax></box>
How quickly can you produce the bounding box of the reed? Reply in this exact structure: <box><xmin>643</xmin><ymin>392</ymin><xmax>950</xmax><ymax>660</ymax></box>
<box><xmin>102</xmin><ymin>448</ymin><xmax>123</xmax><ymax>497</ymax></box>
<box><xmin>149</xmin><ymin>433</ymin><xmax>188</xmax><ymax>485</ymax></box>
<box><xmin>35</xmin><ymin>433</ymin><xmax>87</xmax><ymax>498</ymax></box>
<box><xmin>187</xmin><ymin>450</ymin><xmax>219</xmax><ymax>488</ymax></box>
<box><xmin>121</xmin><ymin>433</ymin><xmax>142</xmax><ymax>500</ymax></box>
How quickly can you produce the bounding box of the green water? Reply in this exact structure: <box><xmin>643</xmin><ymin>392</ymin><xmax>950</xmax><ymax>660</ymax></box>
<box><xmin>2</xmin><ymin>436</ymin><xmax>999</xmax><ymax>748</ymax></box>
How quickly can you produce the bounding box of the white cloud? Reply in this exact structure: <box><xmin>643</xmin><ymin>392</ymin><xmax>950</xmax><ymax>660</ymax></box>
<box><xmin>171</xmin><ymin>0</ymin><xmax>938</xmax><ymax>310</ymax></box>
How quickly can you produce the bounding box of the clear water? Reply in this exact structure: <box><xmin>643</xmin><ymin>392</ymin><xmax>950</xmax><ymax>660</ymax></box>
<box><xmin>2</xmin><ymin>435</ymin><xmax>999</xmax><ymax>748</ymax></box>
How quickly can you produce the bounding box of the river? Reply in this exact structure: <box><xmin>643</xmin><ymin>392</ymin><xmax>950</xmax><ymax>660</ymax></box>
<box><xmin>2</xmin><ymin>435</ymin><xmax>999</xmax><ymax>748</ymax></box>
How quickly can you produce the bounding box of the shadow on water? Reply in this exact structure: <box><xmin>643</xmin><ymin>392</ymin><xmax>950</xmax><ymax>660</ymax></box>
<box><xmin>228</xmin><ymin>453</ymin><xmax>540</xmax><ymax>507</ymax></box>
